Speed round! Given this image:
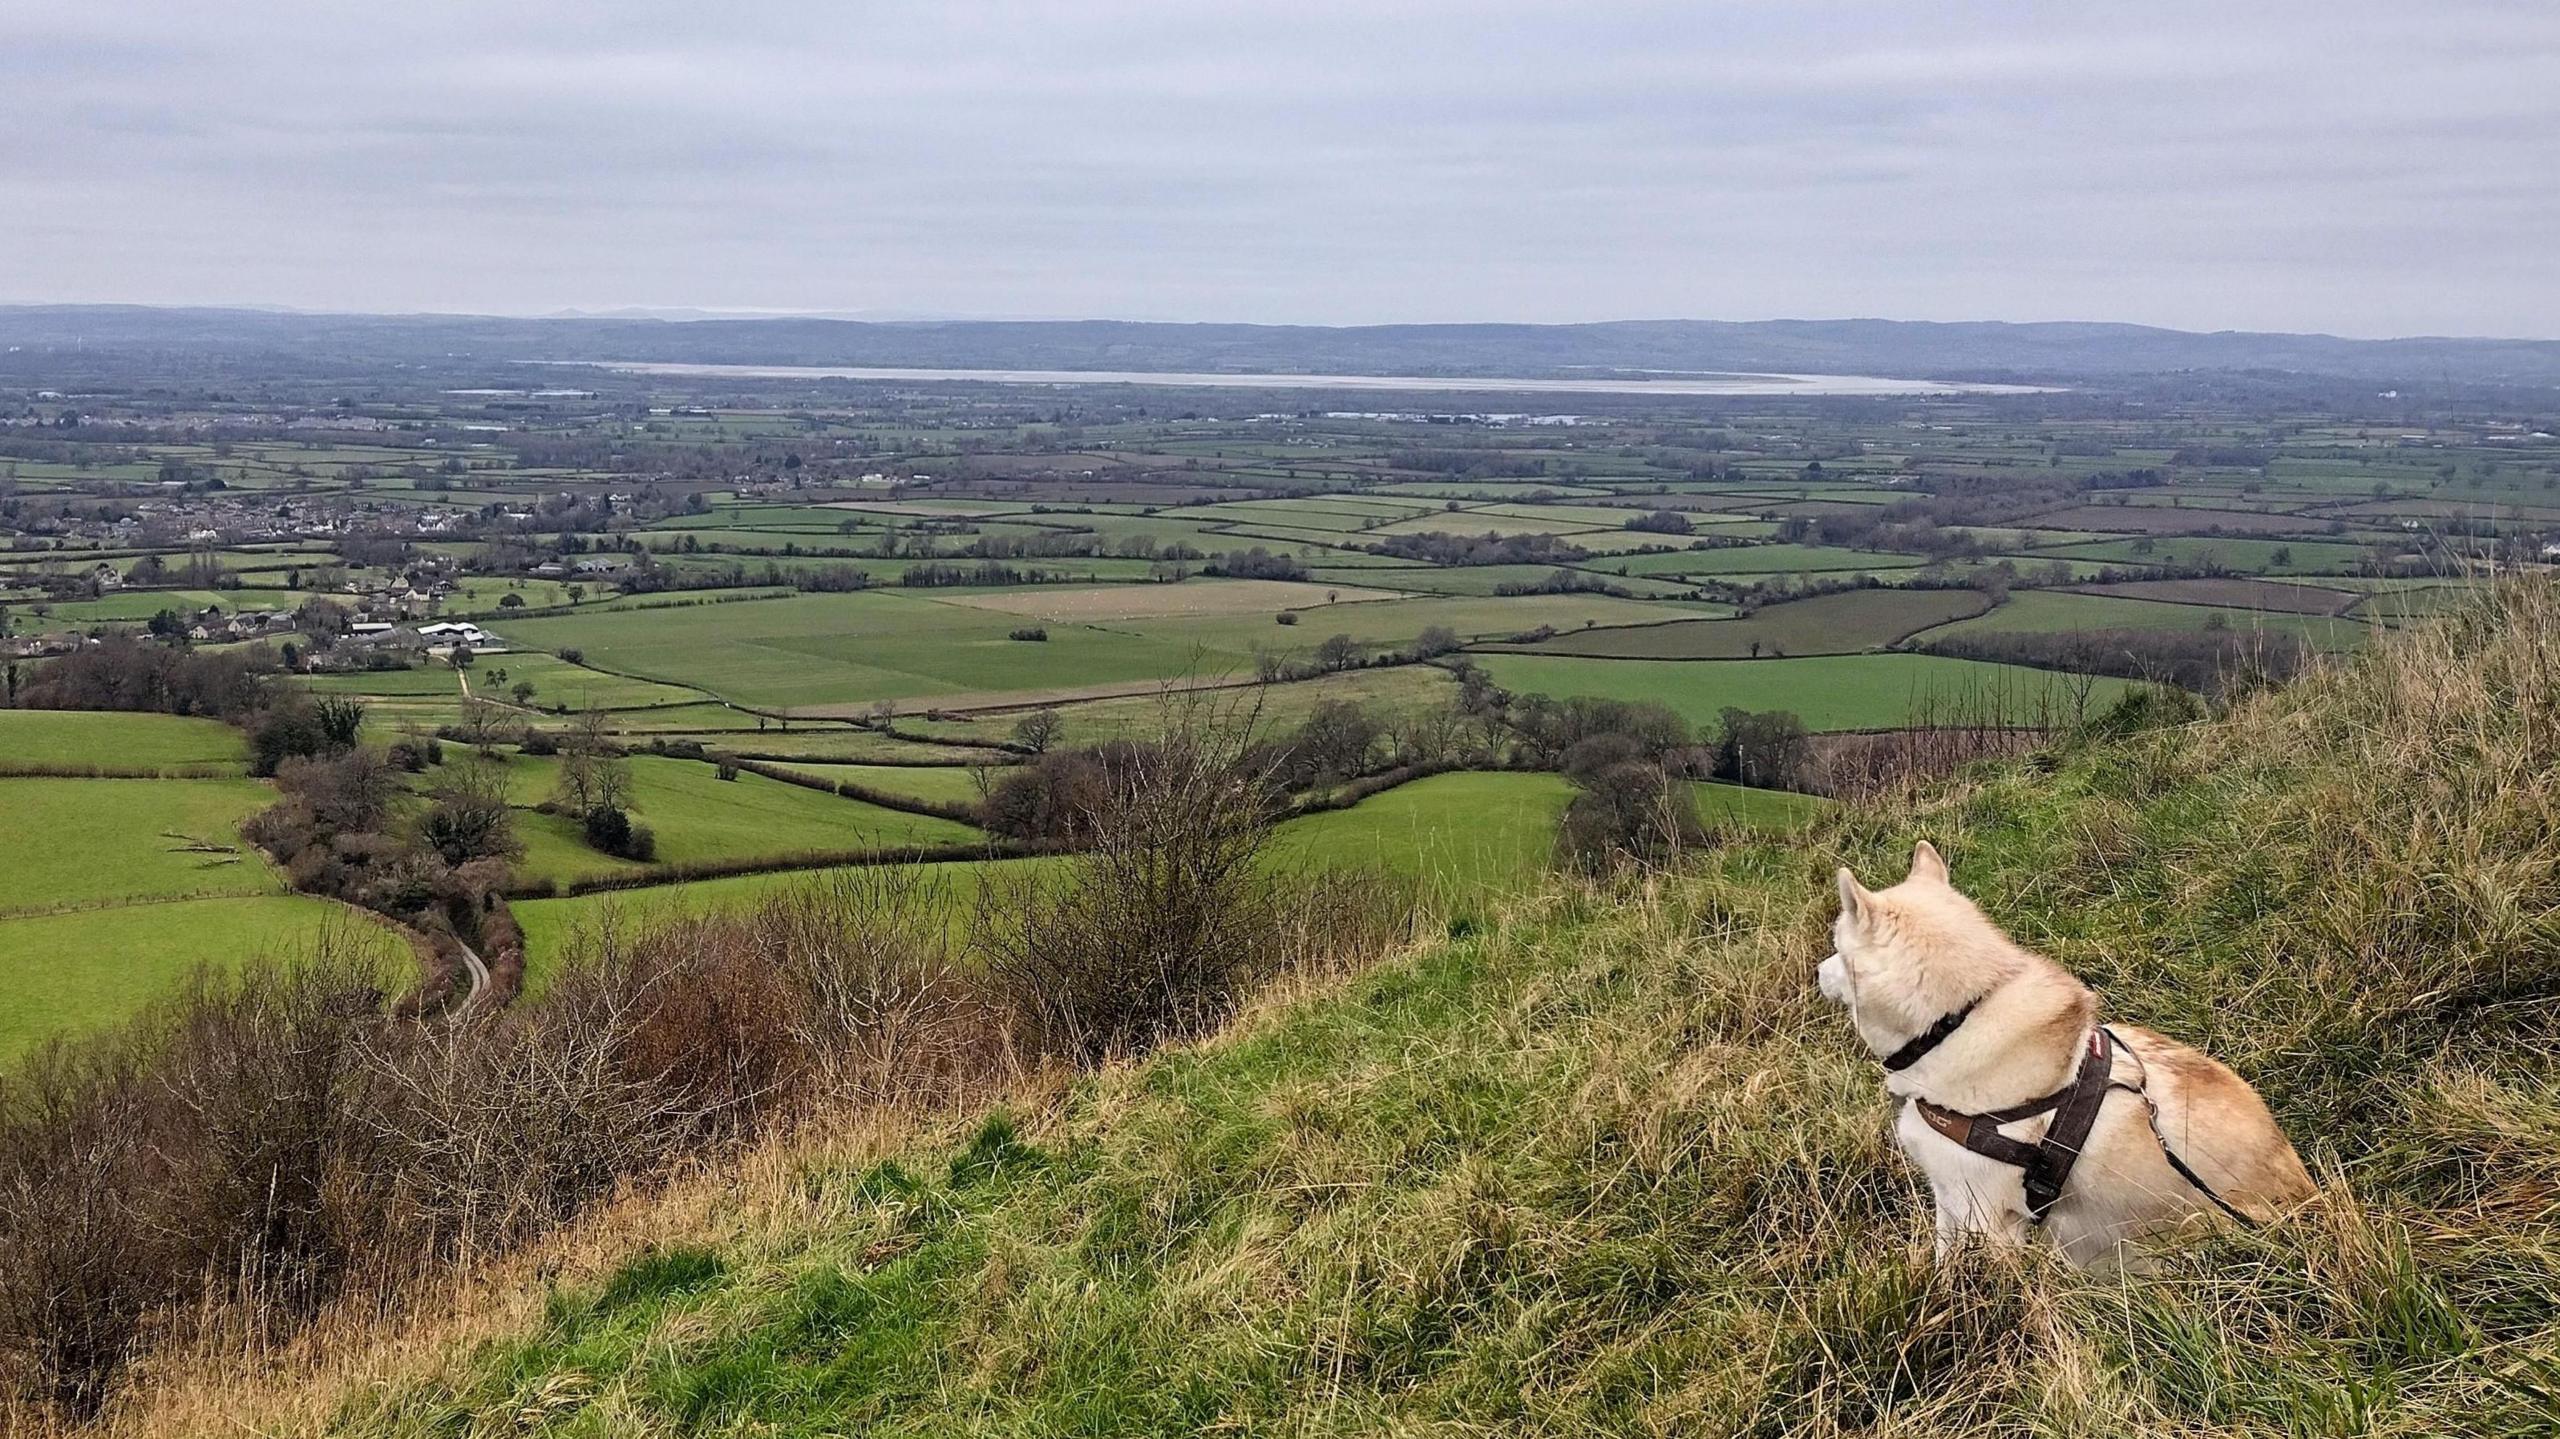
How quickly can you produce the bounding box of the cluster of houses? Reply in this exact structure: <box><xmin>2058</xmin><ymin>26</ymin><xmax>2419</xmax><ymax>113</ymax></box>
<box><xmin>186</xmin><ymin>607</ymin><xmax>301</xmax><ymax>644</ymax></box>
<box><xmin>342</xmin><ymin>618</ymin><xmax>506</xmax><ymax>658</ymax></box>
<box><xmin>527</xmin><ymin>554</ymin><xmax>627</xmax><ymax>580</ymax></box>
<box><xmin>0</xmin><ymin>602</ymin><xmax>302</xmax><ymax>658</ymax></box>
<box><xmin>1</xmin><ymin>551</ymin><xmax>518</xmax><ymax>664</ymax></box>
<box><xmin>3</xmin><ymin>490</ymin><xmax>463</xmax><ymax>551</ymax></box>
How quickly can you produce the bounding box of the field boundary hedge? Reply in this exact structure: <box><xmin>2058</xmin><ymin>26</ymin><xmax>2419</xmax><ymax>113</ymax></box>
<box><xmin>462</xmin><ymin>586</ymin><xmax>798</xmax><ymax>622</ymax></box>
<box><xmin>712</xmin><ymin>755</ymin><xmax>986</xmax><ymax>825</ymax></box>
<box><xmin>717</xmin><ymin>751</ymin><xmax>994</xmax><ymax>769</ymax></box>
<box><xmin>504</xmin><ymin>837</ymin><xmax>1037</xmax><ymax>899</ymax></box>
<box><xmin>1284</xmin><ymin>759</ymin><xmax>1476</xmax><ymax>816</ymax></box>
<box><xmin>0</xmin><ymin>760</ymin><xmax>245</xmax><ymax>779</ymax></box>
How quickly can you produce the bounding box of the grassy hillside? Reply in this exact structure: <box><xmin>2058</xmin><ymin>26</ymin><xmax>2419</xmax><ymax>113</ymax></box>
<box><xmin>100</xmin><ymin>587</ymin><xmax>2560</xmax><ymax>1437</ymax></box>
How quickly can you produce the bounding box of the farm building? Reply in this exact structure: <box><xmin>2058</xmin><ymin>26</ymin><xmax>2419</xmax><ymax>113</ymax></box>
<box><xmin>416</xmin><ymin>620</ymin><xmax>505</xmax><ymax>653</ymax></box>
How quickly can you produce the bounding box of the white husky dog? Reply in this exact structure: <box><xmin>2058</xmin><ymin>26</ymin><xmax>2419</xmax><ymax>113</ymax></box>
<box><xmin>1819</xmin><ymin>842</ymin><xmax>2314</xmax><ymax>1266</ymax></box>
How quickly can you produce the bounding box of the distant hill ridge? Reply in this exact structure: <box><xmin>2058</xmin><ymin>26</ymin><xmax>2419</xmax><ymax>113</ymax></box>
<box><xmin>6</xmin><ymin>305</ymin><xmax>2560</xmax><ymax>387</ymax></box>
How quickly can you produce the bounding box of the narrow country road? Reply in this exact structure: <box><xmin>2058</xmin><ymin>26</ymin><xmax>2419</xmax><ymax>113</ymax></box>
<box><xmin>452</xmin><ymin>938</ymin><xmax>491</xmax><ymax>1014</ymax></box>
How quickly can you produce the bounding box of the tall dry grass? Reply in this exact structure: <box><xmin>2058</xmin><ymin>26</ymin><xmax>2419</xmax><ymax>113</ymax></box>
<box><xmin>0</xmin><ymin>872</ymin><xmax>1008</xmax><ymax>1429</ymax></box>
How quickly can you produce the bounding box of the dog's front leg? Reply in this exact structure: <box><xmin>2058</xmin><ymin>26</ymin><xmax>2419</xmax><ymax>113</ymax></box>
<box><xmin>1933</xmin><ymin>1191</ymin><xmax>2030</xmax><ymax>1259</ymax></box>
<box><xmin>1904</xmin><ymin>1104</ymin><xmax>2031</xmax><ymax>1258</ymax></box>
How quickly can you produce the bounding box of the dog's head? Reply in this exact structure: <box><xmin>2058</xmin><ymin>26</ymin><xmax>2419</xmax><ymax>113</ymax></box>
<box><xmin>1817</xmin><ymin>840</ymin><xmax>2007</xmax><ymax>1043</ymax></box>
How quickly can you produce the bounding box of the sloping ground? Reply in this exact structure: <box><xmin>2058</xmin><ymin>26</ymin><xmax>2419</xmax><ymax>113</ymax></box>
<box><xmin>113</xmin><ymin>588</ymin><xmax>2560</xmax><ymax>1437</ymax></box>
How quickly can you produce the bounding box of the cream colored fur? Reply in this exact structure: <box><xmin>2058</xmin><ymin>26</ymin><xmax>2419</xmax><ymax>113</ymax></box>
<box><xmin>1818</xmin><ymin>842</ymin><xmax>2315</xmax><ymax>1266</ymax></box>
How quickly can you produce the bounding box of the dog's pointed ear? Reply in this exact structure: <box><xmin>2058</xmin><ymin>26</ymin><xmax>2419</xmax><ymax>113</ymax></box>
<box><xmin>1909</xmin><ymin>840</ymin><xmax>1949</xmax><ymax>887</ymax></box>
<box><xmin>1836</xmin><ymin>867</ymin><xmax>1872</xmax><ymax>923</ymax></box>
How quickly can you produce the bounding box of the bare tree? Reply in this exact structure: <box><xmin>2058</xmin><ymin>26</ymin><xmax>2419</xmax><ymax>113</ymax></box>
<box><xmin>456</xmin><ymin>697</ymin><xmax>506</xmax><ymax>756</ymax></box>
<box><xmin>1011</xmin><ymin>707</ymin><xmax>1065</xmax><ymax>754</ymax></box>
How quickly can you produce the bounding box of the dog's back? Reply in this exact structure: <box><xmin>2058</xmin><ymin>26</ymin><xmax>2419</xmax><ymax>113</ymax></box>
<box><xmin>2037</xmin><ymin>1025</ymin><xmax>2316</xmax><ymax>1266</ymax></box>
<box><xmin>2112</xmin><ymin>1025</ymin><xmax>2317</xmax><ymax>1214</ymax></box>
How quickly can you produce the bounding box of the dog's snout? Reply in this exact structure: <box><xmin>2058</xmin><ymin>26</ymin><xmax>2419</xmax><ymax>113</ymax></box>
<box><xmin>1816</xmin><ymin>952</ymin><xmax>1850</xmax><ymax>1004</ymax></box>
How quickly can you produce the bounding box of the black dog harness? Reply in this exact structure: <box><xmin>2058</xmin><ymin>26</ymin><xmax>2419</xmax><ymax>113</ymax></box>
<box><xmin>1891</xmin><ymin>1013</ymin><xmax>2257</xmax><ymax>1226</ymax></box>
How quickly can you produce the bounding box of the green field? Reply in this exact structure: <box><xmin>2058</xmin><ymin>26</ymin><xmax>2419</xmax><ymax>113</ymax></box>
<box><xmin>1367</xmin><ymin>512</ymin><xmax>1612</xmax><ymax>539</ymax></box>
<box><xmin>304</xmin><ymin>653</ymin><xmax>711</xmax><ymax>715</ymax></box>
<box><xmin>498</xmin><ymin>591</ymin><xmax>1254</xmax><ymax>712</ymax></box>
<box><xmin>898</xmin><ymin>665</ymin><xmax>1460</xmax><ymax>749</ymax></box>
<box><xmin>442</xmin><ymin>577</ymin><xmax>584</xmax><ymax>613</ymax></box>
<box><xmin>1597</xmin><ymin>543</ymin><xmax>1927</xmax><ymax>578</ymax></box>
<box><xmin>480</xmin><ymin>753</ymin><xmax>986</xmax><ymax>889</ymax></box>
<box><xmin>1923</xmin><ymin>590</ymin><xmax>2378</xmax><ymax>648</ymax></box>
<box><xmin>694</xmin><ymin>723</ymin><xmax>1019</xmax><ymax>763</ymax></box>
<box><xmin>757</xmin><ymin>762</ymin><xmax>991</xmax><ymax>806</ymax></box>
<box><xmin>474</xmin><ymin>654</ymin><xmax>712</xmax><ymax>710</ymax></box>
<box><xmin>1488</xmin><ymin>587</ymin><xmax>1988</xmax><ymax>659</ymax></box>
<box><xmin>2028</xmin><ymin>536</ymin><xmax>2378</xmax><ymax>574</ymax></box>
<box><xmin>302</xmin><ymin>666</ymin><xmax>468</xmax><ymax>698</ymax></box>
<box><xmin>1476</xmin><ymin>652</ymin><xmax>2143</xmax><ymax>731</ymax></box>
<box><xmin>593</xmin><ymin>704</ymin><xmax>784</xmax><ymax>734</ymax></box>
<box><xmin>511</xmin><ymin>857</ymin><xmax>1044</xmax><ymax>994</ymax></box>
<box><xmin>1269</xmin><ymin>772</ymin><xmax>1574</xmax><ymax>892</ymax></box>
<box><xmin>2067</xmin><ymin>577</ymin><xmax>2356</xmax><ymax>614</ymax></box>
<box><xmin>1270</xmin><ymin>771</ymin><xmax>1825</xmax><ymax>895</ymax></box>
<box><xmin>0</xmin><ymin>710</ymin><xmax>248</xmax><ymax>771</ymax></box>
<box><xmin>1298</xmin><ymin>564</ymin><xmax>1710</xmax><ymax>600</ymax></box>
<box><xmin>0</xmin><ymin>896</ymin><xmax>408</xmax><ymax>1060</ymax></box>
<box><xmin>0</xmin><ymin>778</ymin><xmax>285</xmax><ymax>913</ymax></box>
<box><xmin>1110</xmin><ymin>592</ymin><xmax>1706</xmax><ymax>657</ymax></box>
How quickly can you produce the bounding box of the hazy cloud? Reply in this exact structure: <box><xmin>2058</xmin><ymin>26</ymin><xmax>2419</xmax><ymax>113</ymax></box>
<box><xmin>2</xmin><ymin>0</ymin><xmax>2554</xmax><ymax>335</ymax></box>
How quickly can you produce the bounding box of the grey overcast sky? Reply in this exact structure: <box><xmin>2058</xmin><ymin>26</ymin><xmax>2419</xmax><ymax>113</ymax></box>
<box><xmin>3</xmin><ymin>1</ymin><xmax>2555</xmax><ymax>337</ymax></box>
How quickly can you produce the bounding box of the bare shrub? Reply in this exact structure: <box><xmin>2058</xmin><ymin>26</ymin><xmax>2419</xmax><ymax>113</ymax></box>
<box><xmin>0</xmin><ymin>944</ymin><xmax>397</xmax><ymax>1420</ymax></box>
<box><xmin>973</xmin><ymin>694</ymin><xmax>1410</xmax><ymax>1064</ymax></box>
<box><xmin>1556</xmin><ymin>757</ymin><xmax>1706</xmax><ymax>872</ymax></box>
<box><xmin>417</xmin><ymin>760</ymin><xmax>522</xmax><ymax>866</ymax></box>
<box><xmin>0</xmin><ymin>876</ymin><xmax>1021</xmax><ymax>1426</ymax></box>
<box><xmin>0</xmin><ymin>1045</ymin><xmax>172</xmax><ymax>1420</ymax></box>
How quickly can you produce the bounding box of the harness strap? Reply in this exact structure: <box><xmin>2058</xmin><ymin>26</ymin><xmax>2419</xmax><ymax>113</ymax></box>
<box><xmin>2026</xmin><ymin>1027</ymin><xmax>2117</xmax><ymax>1219</ymax></box>
<box><xmin>1915</xmin><ymin>1027</ymin><xmax>2114</xmax><ymax>1224</ymax></box>
<box><xmin>1914</xmin><ymin>1025</ymin><xmax>2266</xmax><ymax>1229</ymax></box>
<box><xmin>2103</xmin><ymin>1027</ymin><xmax>2261</xmax><ymax>1229</ymax></box>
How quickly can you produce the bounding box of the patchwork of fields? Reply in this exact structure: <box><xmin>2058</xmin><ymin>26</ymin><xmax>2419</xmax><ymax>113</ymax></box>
<box><xmin>3</xmin><ymin>368</ymin><xmax>2538</xmax><ymax>1066</ymax></box>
